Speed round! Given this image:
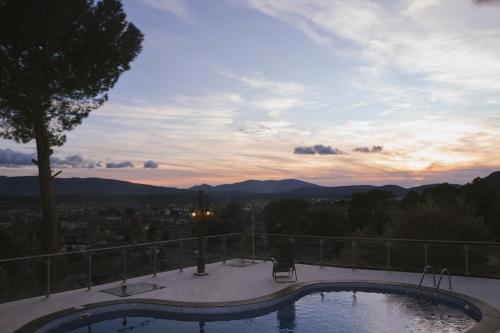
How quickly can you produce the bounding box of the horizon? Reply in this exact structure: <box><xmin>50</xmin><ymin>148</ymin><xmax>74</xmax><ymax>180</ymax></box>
<box><xmin>2</xmin><ymin>0</ymin><xmax>500</xmax><ymax>188</ymax></box>
<box><xmin>1</xmin><ymin>171</ymin><xmax>490</xmax><ymax>190</ymax></box>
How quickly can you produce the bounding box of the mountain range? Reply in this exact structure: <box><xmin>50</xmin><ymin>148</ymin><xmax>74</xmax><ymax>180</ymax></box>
<box><xmin>1</xmin><ymin>171</ymin><xmax>499</xmax><ymax>199</ymax></box>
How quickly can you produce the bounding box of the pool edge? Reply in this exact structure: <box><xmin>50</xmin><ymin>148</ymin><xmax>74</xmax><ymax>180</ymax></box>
<box><xmin>14</xmin><ymin>280</ymin><xmax>500</xmax><ymax>333</ymax></box>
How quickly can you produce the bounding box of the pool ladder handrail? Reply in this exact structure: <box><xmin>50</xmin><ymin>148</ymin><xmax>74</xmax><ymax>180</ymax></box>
<box><xmin>418</xmin><ymin>265</ymin><xmax>436</xmax><ymax>290</ymax></box>
<box><xmin>435</xmin><ymin>268</ymin><xmax>452</xmax><ymax>293</ymax></box>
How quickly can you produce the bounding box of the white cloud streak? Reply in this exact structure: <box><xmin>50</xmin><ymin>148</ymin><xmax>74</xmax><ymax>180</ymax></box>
<box><xmin>140</xmin><ymin>0</ymin><xmax>194</xmax><ymax>23</ymax></box>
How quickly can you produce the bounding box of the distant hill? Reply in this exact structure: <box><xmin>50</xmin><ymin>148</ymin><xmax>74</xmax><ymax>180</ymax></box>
<box><xmin>2</xmin><ymin>172</ymin><xmax>497</xmax><ymax>199</ymax></box>
<box><xmin>483</xmin><ymin>171</ymin><xmax>500</xmax><ymax>189</ymax></box>
<box><xmin>190</xmin><ymin>179</ymin><xmax>319</xmax><ymax>194</ymax></box>
<box><xmin>0</xmin><ymin>176</ymin><xmax>185</xmax><ymax>196</ymax></box>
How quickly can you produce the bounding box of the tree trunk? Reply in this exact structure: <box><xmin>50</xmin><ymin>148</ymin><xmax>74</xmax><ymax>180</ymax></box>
<box><xmin>34</xmin><ymin>121</ymin><xmax>58</xmax><ymax>253</ymax></box>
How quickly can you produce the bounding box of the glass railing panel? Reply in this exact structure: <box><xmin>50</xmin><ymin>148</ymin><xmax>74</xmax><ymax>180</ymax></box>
<box><xmin>265</xmin><ymin>234</ymin><xmax>290</xmax><ymax>261</ymax></box>
<box><xmin>322</xmin><ymin>239</ymin><xmax>352</xmax><ymax>267</ymax></box>
<box><xmin>0</xmin><ymin>258</ymin><xmax>45</xmax><ymax>302</ymax></box>
<box><xmin>252</xmin><ymin>233</ymin><xmax>266</xmax><ymax>260</ymax></box>
<box><xmin>224</xmin><ymin>234</ymin><xmax>244</xmax><ymax>262</ymax></box>
<box><xmin>156</xmin><ymin>242</ymin><xmax>180</xmax><ymax>272</ymax></box>
<box><xmin>125</xmin><ymin>246</ymin><xmax>152</xmax><ymax>279</ymax></box>
<box><xmin>390</xmin><ymin>241</ymin><xmax>425</xmax><ymax>272</ymax></box>
<box><xmin>50</xmin><ymin>254</ymin><xmax>88</xmax><ymax>294</ymax></box>
<box><xmin>182</xmin><ymin>239</ymin><xmax>199</xmax><ymax>269</ymax></box>
<box><xmin>205</xmin><ymin>237</ymin><xmax>223</xmax><ymax>264</ymax></box>
<box><xmin>355</xmin><ymin>239</ymin><xmax>387</xmax><ymax>269</ymax></box>
<box><xmin>468</xmin><ymin>244</ymin><xmax>500</xmax><ymax>277</ymax></box>
<box><xmin>427</xmin><ymin>243</ymin><xmax>465</xmax><ymax>276</ymax></box>
<box><xmin>293</xmin><ymin>236</ymin><xmax>320</xmax><ymax>264</ymax></box>
<box><xmin>91</xmin><ymin>250</ymin><xmax>123</xmax><ymax>286</ymax></box>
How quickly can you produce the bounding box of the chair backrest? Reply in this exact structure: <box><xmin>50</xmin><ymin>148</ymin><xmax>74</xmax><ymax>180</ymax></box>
<box><xmin>277</xmin><ymin>241</ymin><xmax>295</xmax><ymax>265</ymax></box>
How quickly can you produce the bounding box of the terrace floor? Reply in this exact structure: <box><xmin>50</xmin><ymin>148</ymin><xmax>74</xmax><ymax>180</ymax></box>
<box><xmin>1</xmin><ymin>259</ymin><xmax>500</xmax><ymax>333</ymax></box>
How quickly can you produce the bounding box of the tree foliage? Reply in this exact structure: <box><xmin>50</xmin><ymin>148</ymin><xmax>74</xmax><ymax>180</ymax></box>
<box><xmin>0</xmin><ymin>0</ymin><xmax>143</xmax><ymax>146</ymax></box>
<box><xmin>260</xmin><ymin>184</ymin><xmax>496</xmax><ymax>242</ymax></box>
<box><xmin>0</xmin><ymin>0</ymin><xmax>143</xmax><ymax>251</ymax></box>
<box><xmin>387</xmin><ymin>198</ymin><xmax>490</xmax><ymax>241</ymax></box>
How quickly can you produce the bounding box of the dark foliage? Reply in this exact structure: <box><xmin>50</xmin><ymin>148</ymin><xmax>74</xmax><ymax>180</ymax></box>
<box><xmin>0</xmin><ymin>0</ymin><xmax>143</xmax><ymax>145</ymax></box>
<box><xmin>261</xmin><ymin>183</ymin><xmax>497</xmax><ymax>242</ymax></box>
<box><xmin>347</xmin><ymin>190</ymin><xmax>394</xmax><ymax>234</ymax></box>
<box><xmin>262</xmin><ymin>199</ymin><xmax>350</xmax><ymax>236</ymax></box>
<box><xmin>0</xmin><ymin>0</ymin><xmax>143</xmax><ymax>251</ymax></box>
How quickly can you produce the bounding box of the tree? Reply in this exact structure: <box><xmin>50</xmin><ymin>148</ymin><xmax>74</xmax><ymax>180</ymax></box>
<box><xmin>262</xmin><ymin>199</ymin><xmax>309</xmax><ymax>234</ymax></box>
<box><xmin>388</xmin><ymin>198</ymin><xmax>490</xmax><ymax>241</ymax></box>
<box><xmin>348</xmin><ymin>190</ymin><xmax>394</xmax><ymax>234</ymax></box>
<box><xmin>0</xmin><ymin>0</ymin><xmax>143</xmax><ymax>251</ymax></box>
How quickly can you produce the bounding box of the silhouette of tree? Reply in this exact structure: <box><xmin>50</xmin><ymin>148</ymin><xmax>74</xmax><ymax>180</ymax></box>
<box><xmin>401</xmin><ymin>190</ymin><xmax>423</xmax><ymax>207</ymax></box>
<box><xmin>388</xmin><ymin>198</ymin><xmax>490</xmax><ymax>241</ymax></box>
<box><xmin>421</xmin><ymin>183</ymin><xmax>458</xmax><ymax>204</ymax></box>
<box><xmin>0</xmin><ymin>0</ymin><xmax>143</xmax><ymax>251</ymax></box>
<box><xmin>263</xmin><ymin>199</ymin><xmax>309</xmax><ymax>234</ymax></box>
<box><xmin>463</xmin><ymin>177</ymin><xmax>500</xmax><ymax>240</ymax></box>
<box><xmin>348</xmin><ymin>190</ymin><xmax>394</xmax><ymax>234</ymax></box>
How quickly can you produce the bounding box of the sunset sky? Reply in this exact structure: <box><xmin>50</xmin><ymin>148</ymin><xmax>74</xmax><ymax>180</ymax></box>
<box><xmin>2</xmin><ymin>0</ymin><xmax>500</xmax><ymax>188</ymax></box>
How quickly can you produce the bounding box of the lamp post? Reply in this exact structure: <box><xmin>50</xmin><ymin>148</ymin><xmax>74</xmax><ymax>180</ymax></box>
<box><xmin>190</xmin><ymin>191</ymin><xmax>213</xmax><ymax>276</ymax></box>
<box><xmin>243</xmin><ymin>203</ymin><xmax>255</xmax><ymax>262</ymax></box>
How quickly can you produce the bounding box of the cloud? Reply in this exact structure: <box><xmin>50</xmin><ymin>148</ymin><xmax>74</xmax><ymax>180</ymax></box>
<box><xmin>143</xmin><ymin>160</ymin><xmax>159</xmax><ymax>168</ymax></box>
<box><xmin>0</xmin><ymin>149</ymin><xmax>34</xmax><ymax>166</ymax></box>
<box><xmin>237</xmin><ymin>123</ymin><xmax>272</xmax><ymax>134</ymax></box>
<box><xmin>218</xmin><ymin>71</ymin><xmax>308</xmax><ymax>119</ymax></box>
<box><xmin>140</xmin><ymin>0</ymin><xmax>194</xmax><ymax>23</ymax></box>
<box><xmin>242</xmin><ymin>0</ymin><xmax>500</xmax><ymax>91</ymax></box>
<box><xmin>106</xmin><ymin>161</ymin><xmax>134</xmax><ymax>168</ymax></box>
<box><xmin>220</xmin><ymin>72</ymin><xmax>304</xmax><ymax>95</ymax></box>
<box><xmin>472</xmin><ymin>0</ymin><xmax>500</xmax><ymax>5</ymax></box>
<box><xmin>0</xmin><ymin>149</ymin><xmax>100</xmax><ymax>168</ymax></box>
<box><xmin>51</xmin><ymin>155</ymin><xmax>101</xmax><ymax>168</ymax></box>
<box><xmin>294</xmin><ymin>146</ymin><xmax>315</xmax><ymax>155</ymax></box>
<box><xmin>353</xmin><ymin>145</ymin><xmax>384</xmax><ymax>153</ymax></box>
<box><xmin>294</xmin><ymin>145</ymin><xmax>345</xmax><ymax>155</ymax></box>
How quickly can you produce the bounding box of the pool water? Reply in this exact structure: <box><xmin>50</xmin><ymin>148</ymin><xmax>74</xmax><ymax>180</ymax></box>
<box><xmin>64</xmin><ymin>291</ymin><xmax>478</xmax><ymax>333</ymax></box>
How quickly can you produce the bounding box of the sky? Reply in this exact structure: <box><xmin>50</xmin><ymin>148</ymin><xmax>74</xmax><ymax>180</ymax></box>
<box><xmin>1</xmin><ymin>0</ymin><xmax>500</xmax><ymax>188</ymax></box>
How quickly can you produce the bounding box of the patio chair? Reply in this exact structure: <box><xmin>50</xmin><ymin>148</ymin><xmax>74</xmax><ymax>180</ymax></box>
<box><xmin>272</xmin><ymin>241</ymin><xmax>297</xmax><ymax>282</ymax></box>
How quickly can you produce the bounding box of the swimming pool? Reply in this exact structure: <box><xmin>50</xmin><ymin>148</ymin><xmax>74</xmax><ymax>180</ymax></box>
<box><xmin>16</xmin><ymin>282</ymin><xmax>500</xmax><ymax>333</ymax></box>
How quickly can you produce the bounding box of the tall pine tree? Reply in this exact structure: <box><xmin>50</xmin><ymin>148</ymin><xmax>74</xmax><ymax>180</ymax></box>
<box><xmin>0</xmin><ymin>0</ymin><xmax>143</xmax><ymax>252</ymax></box>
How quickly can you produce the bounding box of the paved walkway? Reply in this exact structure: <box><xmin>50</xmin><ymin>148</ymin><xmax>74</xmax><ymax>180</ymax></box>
<box><xmin>1</xmin><ymin>259</ymin><xmax>500</xmax><ymax>332</ymax></box>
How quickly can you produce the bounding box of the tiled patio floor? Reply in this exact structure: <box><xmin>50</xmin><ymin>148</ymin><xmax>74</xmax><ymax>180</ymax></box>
<box><xmin>1</xmin><ymin>259</ymin><xmax>500</xmax><ymax>333</ymax></box>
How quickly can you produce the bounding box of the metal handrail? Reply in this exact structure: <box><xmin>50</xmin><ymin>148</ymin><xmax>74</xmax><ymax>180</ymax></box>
<box><xmin>418</xmin><ymin>265</ymin><xmax>436</xmax><ymax>289</ymax></box>
<box><xmin>261</xmin><ymin>233</ymin><xmax>500</xmax><ymax>247</ymax></box>
<box><xmin>436</xmin><ymin>268</ymin><xmax>452</xmax><ymax>292</ymax></box>
<box><xmin>0</xmin><ymin>232</ymin><xmax>497</xmax><ymax>301</ymax></box>
<box><xmin>0</xmin><ymin>233</ymin><xmax>242</xmax><ymax>264</ymax></box>
<box><xmin>3</xmin><ymin>232</ymin><xmax>500</xmax><ymax>264</ymax></box>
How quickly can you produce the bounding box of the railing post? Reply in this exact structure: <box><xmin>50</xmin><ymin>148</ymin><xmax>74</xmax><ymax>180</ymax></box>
<box><xmin>386</xmin><ymin>242</ymin><xmax>391</xmax><ymax>272</ymax></box>
<box><xmin>46</xmin><ymin>257</ymin><xmax>51</xmax><ymax>298</ymax></box>
<box><xmin>153</xmin><ymin>246</ymin><xmax>157</xmax><ymax>278</ymax></box>
<box><xmin>222</xmin><ymin>236</ymin><xmax>226</xmax><ymax>264</ymax></box>
<box><xmin>121</xmin><ymin>249</ymin><xmax>127</xmax><ymax>285</ymax></box>
<box><xmin>424</xmin><ymin>243</ymin><xmax>429</xmax><ymax>267</ymax></box>
<box><xmin>465</xmin><ymin>244</ymin><xmax>469</xmax><ymax>276</ymax></box>
<box><xmin>351</xmin><ymin>240</ymin><xmax>356</xmax><ymax>270</ymax></box>
<box><xmin>179</xmin><ymin>241</ymin><xmax>184</xmax><ymax>272</ymax></box>
<box><xmin>204</xmin><ymin>238</ymin><xmax>207</xmax><ymax>263</ymax></box>
<box><xmin>263</xmin><ymin>236</ymin><xmax>267</xmax><ymax>262</ymax></box>
<box><xmin>240</xmin><ymin>235</ymin><xmax>245</xmax><ymax>262</ymax></box>
<box><xmin>87</xmin><ymin>253</ymin><xmax>92</xmax><ymax>290</ymax></box>
<box><xmin>319</xmin><ymin>239</ymin><xmax>324</xmax><ymax>267</ymax></box>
